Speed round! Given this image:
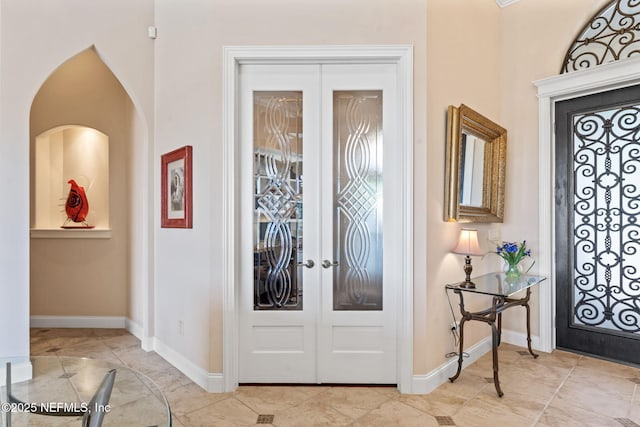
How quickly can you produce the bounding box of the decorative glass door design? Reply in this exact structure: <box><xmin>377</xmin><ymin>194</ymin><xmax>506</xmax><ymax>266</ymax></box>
<box><xmin>333</xmin><ymin>91</ymin><xmax>383</xmax><ymax>311</ymax></box>
<box><xmin>253</xmin><ymin>91</ymin><xmax>304</xmax><ymax>310</ymax></box>
<box><xmin>253</xmin><ymin>90</ymin><xmax>384</xmax><ymax>312</ymax></box>
<box><xmin>555</xmin><ymin>85</ymin><xmax>640</xmax><ymax>364</ymax></box>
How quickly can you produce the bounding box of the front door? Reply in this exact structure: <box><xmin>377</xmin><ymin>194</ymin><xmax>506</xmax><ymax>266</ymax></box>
<box><xmin>238</xmin><ymin>63</ymin><xmax>399</xmax><ymax>383</ymax></box>
<box><xmin>555</xmin><ymin>85</ymin><xmax>640</xmax><ymax>364</ymax></box>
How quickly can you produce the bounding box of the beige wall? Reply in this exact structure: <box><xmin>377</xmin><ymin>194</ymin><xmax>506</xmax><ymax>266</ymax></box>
<box><xmin>152</xmin><ymin>0</ymin><xmax>618</xmax><ymax>378</ymax></box>
<box><xmin>497</xmin><ymin>0</ymin><xmax>610</xmax><ymax>333</ymax></box>
<box><xmin>424</xmin><ymin>0</ymin><xmax>614</xmax><ymax>373</ymax></box>
<box><xmin>30</xmin><ymin>49</ymin><xmax>133</xmax><ymax>317</ymax></box>
<box><xmin>154</xmin><ymin>0</ymin><xmax>428</xmax><ymax>373</ymax></box>
<box><xmin>0</xmin><ymin>0</ymin><xmax>154</xmax><ymax>367</ymax></box>
<box><xmin>425</xmin><ymin>0</ymin><xmax>504</xmax><ymax>373</ymax></box>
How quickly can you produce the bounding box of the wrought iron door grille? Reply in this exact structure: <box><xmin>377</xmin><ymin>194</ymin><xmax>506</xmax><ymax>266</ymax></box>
<box><xmin>572</xmin><ymin>105</ymin><xmax>640</xmax><ymax>334</ymax></box>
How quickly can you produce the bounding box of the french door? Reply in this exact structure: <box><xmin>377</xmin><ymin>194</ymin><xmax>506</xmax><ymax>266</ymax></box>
<box><xmin>238</xmin><ymin>63</ymin><xmax>400</xmax><ymax>383</ymax></box>
<box><xmin>555</xmin><ymin>85</ymin><xmax>640</xmax><ymax>364</ymax></box>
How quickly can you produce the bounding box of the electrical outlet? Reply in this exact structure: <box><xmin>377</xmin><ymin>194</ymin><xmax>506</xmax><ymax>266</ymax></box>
<box><xmin>178</xmin><ymin>320</ymin><xmax>184</xmax><ymax>336</ymax></box>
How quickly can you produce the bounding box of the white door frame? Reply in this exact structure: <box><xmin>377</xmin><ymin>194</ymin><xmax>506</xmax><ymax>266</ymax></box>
<box><xmin>535</xmin><ymin>56</ymin><xmax>640</xmax><ymax>353</ymax></box>
<box><xmin>222</xmin><ymin>45</ymin><xmax>414</xmax><ymax>393</ymax></box>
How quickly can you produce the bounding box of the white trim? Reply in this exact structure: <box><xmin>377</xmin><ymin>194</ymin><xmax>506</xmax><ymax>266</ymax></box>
<box><xmin>537</xmin><ymin>89</ymin><xmax>555</xmax><ymax>353</ymax></box>
<box><xmin>411</xmin><ymin>337</ymin><xmax>492</xmax><ymax>394</ymax></box>
<box><xmin>412</xmin><ymin>332</ymin><xmax>542</xmax><ymax>394</ymax></box>
<box><xmin>397</xmin><ymin>46</ymin><xmax>415</xmax><ymax>395</ymax></box>
<box><xmin>536</xmin><ymin>58</ymin><xmax>640</xmax><ymax>101</ymax></box>
<box><xmin>30</xmin><ymin>315</ymin><xmax>125</xmax><ymax>329</ymax></box>
<box><xmin>501</xmin><ymin>328</ymin><xmax>541</xmax><ymax>351</ymax></box>
<box><xmin>153</xmin><ymin>337</ymin><xmax>225</xmax><ymax>393</ymax></box>
<box><xmin>222</xmin><ymin>44</ymin><xmax>239</xmax><ymax>394</ymax></box>
<box><xmin>0</xmin><ymin>358</ymin><xmax>32</xmax><ymax>386</ymax></box>
<box><xmin>125</xmin><ymin>318</ymin><xmax>143</xmax><ymax>338</ymax></box>
<box><xmin>222</xmin><ymin>45</ymin><xmax>413</xmax><ymax>65</ymax></box>
<box><xmin>495</xmin><ymin>0</ymin><xmax>521</xmax><ymax>8</ymax></box>
<box><xmin>29</xmin><ymin>317</ymin><xmax>156</xmax><ymax>350</ymax></box>
<box><xmin>124</xmin><ymin>318</ymin><xmax>153</xmax><ymax>350</ymax></box>
<box><xmin>534</xmin><ymin>56</ymin><xmax>640</xmax><ymax>354</ymax></box>
<box><xmin>222</xmin><ymin>45</ymin><xmax>414</xmax><ymax>393</ymax></box>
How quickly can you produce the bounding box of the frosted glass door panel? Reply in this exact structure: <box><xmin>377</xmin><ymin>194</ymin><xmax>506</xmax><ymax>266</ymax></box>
<box><xmin>253</xmin><ymin>91</ymin><xmax>304</xmax><ymax>310</ymax></box>
<box><xmin>572</xmin><ymin>105</ymin><xmax>640</xmax><ymax>334</ymax></box>
<box><xmin>333</xmin><ymin>91</ymin><xmax>383</xmax><ymax>311</ymax></box>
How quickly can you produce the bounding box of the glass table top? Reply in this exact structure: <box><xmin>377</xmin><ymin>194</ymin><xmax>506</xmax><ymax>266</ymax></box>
<box><xmin>446</xmin><ymin>272</ymin><xmax>547</xmax><ymax>298</ymax></box>
<box><xmin>1</xmin><ymin>356</ymin><xmax>171</xmax><ymax>426</ymax></box>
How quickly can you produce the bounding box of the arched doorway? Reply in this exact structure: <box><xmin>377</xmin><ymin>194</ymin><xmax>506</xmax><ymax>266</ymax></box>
<box><xmin>29</xmin><ymin>47</ymin><xmax>150</xmax><ymax>341</ymax></box>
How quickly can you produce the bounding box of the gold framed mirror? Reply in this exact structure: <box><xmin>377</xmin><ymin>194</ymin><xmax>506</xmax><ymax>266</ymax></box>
<box><xmin>444</xmin><ymin>104</ymin><xmax>506</xmax><ymax>223</ymax></box>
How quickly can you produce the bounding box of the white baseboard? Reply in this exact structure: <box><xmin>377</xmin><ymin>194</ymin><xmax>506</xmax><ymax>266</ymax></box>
<box><xmin>501</xmin><ymin>328</ymin><xmax>542</xmax><ymax>352</ymax></box>
<box><xmin>30</xmin><ymin>315</ymin><xmax>126</xmax><ymax>329</ymax></box>
<box><xmin>27</xmin><ymin>318</ymin><xmax>225</xmax><ymax>392</ymax></box>
<box><xmin>410</xmin><ymin>330</ymin><xmax>546</xmax><ymax>395</ymax></box>
<box><xmin>411</xmin><ymin>336</ymin><xmax>492</xmax><ymax>394</ymax></box>
<box><xmin>124</xmin><ymin>318</ymin><xmax>153</xmax><ymax>351</ymax></box>
<box><xmin>153</xmin><ymin>337</ymin><xmax>225</xmax><ymax>393</ymax></box>
<box><xmin>0</xmin><ymin>358</ymin><xmax>33</xmax><ymax>386</ymax></box>
<box><xmin>125</xmin><ymin>318</ymin><xmax>143</xmax><ymax>339</ymax></box>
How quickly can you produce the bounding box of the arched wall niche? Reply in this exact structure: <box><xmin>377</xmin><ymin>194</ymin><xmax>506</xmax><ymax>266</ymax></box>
<box><xmin>34</xmin><ymin>125</ymin><xmax>109</xmax><ymax>230</ymax></box>
<box><xmin>29</xmin><ymin>47</ymin><xmax>140</xmax><ymax>319</ymax></box>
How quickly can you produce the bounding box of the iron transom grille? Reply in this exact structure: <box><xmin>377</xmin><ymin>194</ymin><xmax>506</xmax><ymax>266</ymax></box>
<box><xmin>562</xmin><ymin>0</ymin><xmax>640</xmax><ymax>73</ymax></box>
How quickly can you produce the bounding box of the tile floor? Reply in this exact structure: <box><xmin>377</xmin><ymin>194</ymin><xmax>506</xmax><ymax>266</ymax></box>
<box><xmin>16</xmin><ymin>328</ymin><xmax>640</xmax><ymax>426</ymax></box>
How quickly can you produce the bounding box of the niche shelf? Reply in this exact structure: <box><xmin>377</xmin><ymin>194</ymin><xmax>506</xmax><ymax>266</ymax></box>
<box><xmin>31</xmin><ymin>125</ymin><xmax>111</xmax><ymax>239</ymax></box>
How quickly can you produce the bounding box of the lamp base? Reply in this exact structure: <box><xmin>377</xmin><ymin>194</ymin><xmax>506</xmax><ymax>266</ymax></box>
<box><xmin>459</xmin><ymin>280</ymin><xmax>476</xmax><ymax>289</ymax></box>
<box><xmin>460</xmin><ymin>256</ymin><xmax>475</xmax><ymax>288</ymax></box>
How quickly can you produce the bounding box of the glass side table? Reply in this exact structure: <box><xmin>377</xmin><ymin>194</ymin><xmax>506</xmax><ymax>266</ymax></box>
<box><xmin>445</xmin><ymin>272</ymin><xmax>547</xmax><ymax>397</ymax></box>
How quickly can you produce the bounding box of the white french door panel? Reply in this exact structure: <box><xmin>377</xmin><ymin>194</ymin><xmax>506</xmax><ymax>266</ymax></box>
<box><xmin>238</xmin><ymin>63</ymin><xmax>398</xmax><ymax>384</ymax></box>
<box><xmin>319</xmin><ymin>64</ymin><xmax>398</xmax><ymax>383</ymax></box>
<box><xmin>238</xmin><ymin>65</ymin><xmax>321</xmax><ymax>382</ymax></box>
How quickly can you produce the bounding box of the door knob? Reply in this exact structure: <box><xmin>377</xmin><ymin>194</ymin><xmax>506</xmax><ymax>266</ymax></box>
<box><xmin>297</xmin><ymin>259</ymin><xmax>315</xmax><ymax>268</ymax></box>
<box><xmin>322</xmin><ymin>259</ymin><xmax>340</xmax><ymax>268</ymax></box>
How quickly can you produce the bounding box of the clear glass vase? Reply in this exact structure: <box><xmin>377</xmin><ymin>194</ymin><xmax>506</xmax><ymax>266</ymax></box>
<box><xmin>503</xmin><ymin>262</ymin><xmax>522</xmax><ymax>280</ymax></box>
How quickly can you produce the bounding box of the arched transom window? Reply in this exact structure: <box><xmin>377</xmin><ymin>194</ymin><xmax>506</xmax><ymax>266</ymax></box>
<box><xmin>562</xmin><ymin>0</ymin><xmax>640</xmax><ymax>73</ymax></box>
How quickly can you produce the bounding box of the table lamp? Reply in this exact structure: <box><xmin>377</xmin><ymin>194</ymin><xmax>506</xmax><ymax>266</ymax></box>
<box><xmin>452</xmin><ymin>228</ymin><xmax>483</xmax><ymax>288</ymax></box>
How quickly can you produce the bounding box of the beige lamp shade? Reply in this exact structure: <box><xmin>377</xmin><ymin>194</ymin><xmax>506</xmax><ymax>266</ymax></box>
<box><xmin>452</xmin><ymin>228</ymin><xmax>483</xmax><ymax>256</ymax></box>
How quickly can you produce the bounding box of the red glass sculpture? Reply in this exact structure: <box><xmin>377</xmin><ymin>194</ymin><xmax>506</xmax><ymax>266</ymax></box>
<box><xmin>65</xmin><ymin>179</ymin><xmax>89</xmax><ymax>224</ymax></box>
